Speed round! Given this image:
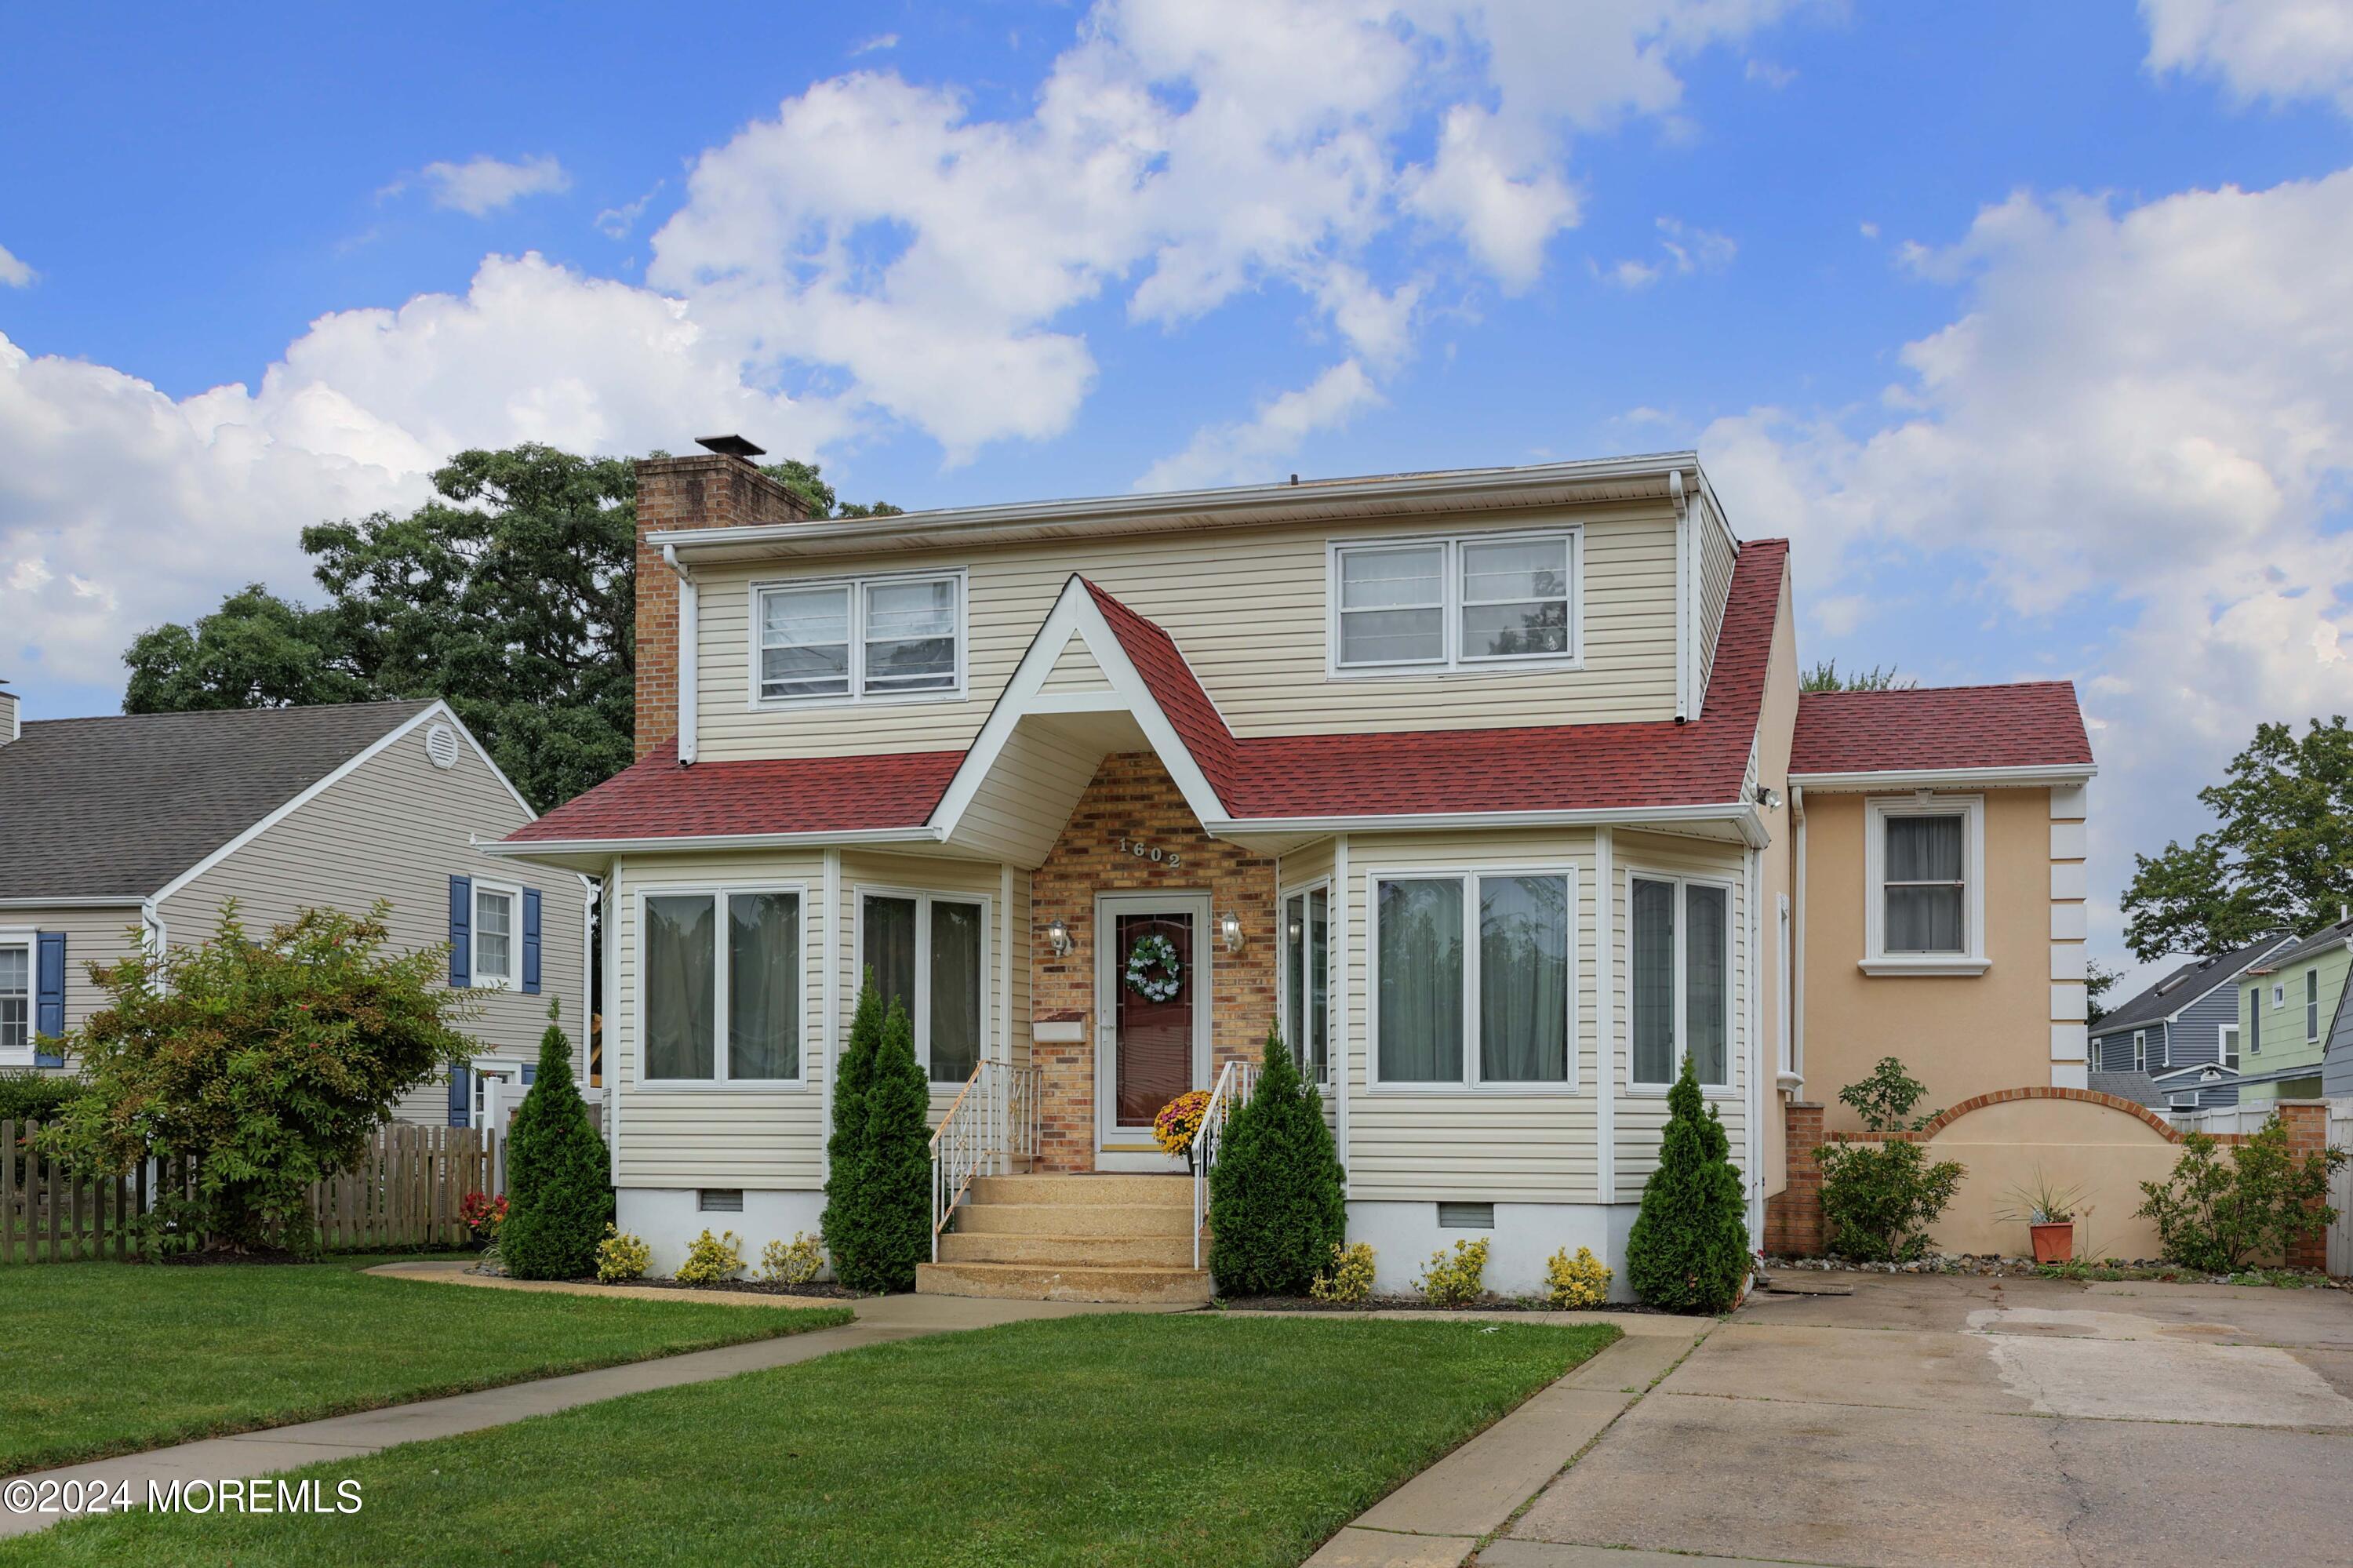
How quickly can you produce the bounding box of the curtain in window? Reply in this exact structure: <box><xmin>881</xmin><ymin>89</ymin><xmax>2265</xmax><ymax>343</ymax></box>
<box><xmin>929</xmin><ymin>900</ymin><xmax>984</xmax><ymax>1083</ymax></box>
<box><xmin>1377</xmin><ymin>880</ymin><xmax>1462</xmax><ymax>1080</ymax></box>
<box><xmin>760</xmin><ymin>585</ymin><xmax>851</xmax><ymax>699</ymax></box>
<box><xmin>1306</xmin><ymin>888</ymin><xmax>1329</xmax><ymax>1082</ymax></box>
<box><xmin>1460</xmin><ymin>538</ymin><xmax>1570</xmax><ymax>658</ymax></box>
<box><xmin>646</xmin><ymin>895</ymin><xmax>715</xmax><ymax>1079</ymax></box>
<box><xmin>1480</xmin><ymin>875</ymin><xmax>1568</xmax><ymax>1081</ymax></box>
<box><xmin>1339</xmin><ymin>545</ymin><xmax>1444</xmax><ymax>664</ymax></box>
<box><xmin>1285</xmin><ymin>893</ymin><xmax>1307</xmax><ymax>1071</ymax></box>
<box><xmin>727</xmin><ymin>893</ymin><xmax>798</xmax><ymax>1080</ymax></box>
<box><xmin>863</xmin><ymin>895</ymin><xmax>918</xmax><ymax>1018</ymax></box>
<box><xmin>864</xmin><ymin>579</ymin><xmax>958</xmax><ymax>693</ymax></box>
<box><xmin>1631</xmin><ymin>879</ymin><xmax>1675</xmax><ymax>1083</ymax></box>
<box><xmin>1686</xmin><ymin>884</ymin><xmax>1728</xmax><ymax>1084</ymax></box>
<box><xmin>1884</xmin><ymin>814</ymin><xmax>1965</xmax><ymax>952</ymax></box>
<box><xmin>1284</xmin><ymin>890</ymin><xmax>1331</xmax><ymax>1080</ymax></box>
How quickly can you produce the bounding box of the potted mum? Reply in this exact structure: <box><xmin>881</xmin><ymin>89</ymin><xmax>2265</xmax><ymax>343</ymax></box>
<box><xmin>1154</xmin><ymin>1090</ymin><xmax>1211</xmax><ymax>1170</ymax></box>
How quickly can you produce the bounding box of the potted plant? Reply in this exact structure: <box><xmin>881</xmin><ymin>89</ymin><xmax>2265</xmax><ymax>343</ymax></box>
<box><xmin>1998</xmin><ymin>1171</ymin><xmax>2087</xmax><ymax>1264</ymax></box>
<box><xmin>1153</xmin><ymin>1090</ymin><xmax>1211</xmax><ymax>1171</ymax></box>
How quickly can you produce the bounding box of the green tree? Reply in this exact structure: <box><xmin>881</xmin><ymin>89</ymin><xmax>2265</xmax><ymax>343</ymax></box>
<box><xmin>820</xmin><ymin>975</ymin><xmax>886</xmax><ymax>1274</ymax></box>
<box><xmin>1800</xmin><ymin>659</ymin><xmax>1915</xmax><ymax>693</ymax></box>
<box><xmin>2085</xmin><ymin>960</ymin><xmax>2122</xmax><ymax>1028</ymax></box>
<box><xmin>759</xmin><ymin>459</ymin><xmax>904</xmax><ymax>522</ymax></box>
<box><xmin>499</xmin><ymin>1004</ymin><xmax>614</xmax><ymax>1280</ymax></box>
<box><xmin>1624</xmin><ymin>1056</ymin><xmax>1751</xmax><ymax>1311</ymax></box>
<box><xmin>37</xmin><ymin>904</ymin><xmax>472</xmax><ymax>1253</ymax></box>
<box><xmin>2122</xmin><ymin>717</ymin><xmax>2353</xmax><ymax>961</ymax></box>
<box><xmin>850</xmin><ymin>999</ymin><xmax>934</xmax><ymax>1293</ymax></box>
<box><xmin>1208</xmin><ymin>1030</ymin><xmax>1347</xmax><ymax>1297</ymax></box>
<box><xmin>2136</xmin><ymin>1119</ymin><xmax>2348</xmax><ymax>1272</ymax></box>
<box><xmin>1813</xmin><ymin>1057</ymin><xmax>1966</xmax><ymax>1264</ymax></box>
<box><xmin>122</xmin><ymin>444</ymin><xmax>896</xmax><ymax>810</ymax></box>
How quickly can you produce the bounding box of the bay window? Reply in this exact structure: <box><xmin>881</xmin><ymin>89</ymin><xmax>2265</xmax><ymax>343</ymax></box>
<box><xmin>755</xmin><ymin>570</ymin><xmax>963</xmax><ymax>704</ymax></box>
<box><xmin>861</xmin><ymin>890</ymin><xmax>987</xmax><ymax>1085</ymax></box>
<box><xmin>1631</xmin><ymin>873</ymin><xmax>1730</xmax><ymax>1090</ymax></box>
<box><xmin>642</xmin><ymin>887</ymin><xmax>802</xmax><ymax>1083</ymax></box>
<box><xmin>1373</xmin><ymin>871</ymin><xmax>1573</xmax><ymax>1089</ymax></box>
<box><xmin>1282</xmin><ymin>886</ymin><xmax>1329</xmax><ymax>1082</ymax></box>
<box><xmin>1862</xmin><ymin>795</ymin><xmax>1988</xmax><ymax>973</ymax></box>
<box><xmin>1332</xmin><ymin>529</ymin><xmax>1579</xmax><ymax>675</ymax></box>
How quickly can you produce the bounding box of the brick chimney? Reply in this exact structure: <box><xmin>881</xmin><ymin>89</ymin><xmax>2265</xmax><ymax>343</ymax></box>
<box><xmin>635</xmin><ymin>438</ymin><xmax>812</xmax><ymax>761</ymax></box>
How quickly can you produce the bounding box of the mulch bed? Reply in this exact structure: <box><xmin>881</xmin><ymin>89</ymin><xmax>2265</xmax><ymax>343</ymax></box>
<box><xmin>467</xmin><ymin>1263</ymin><xmax>882</xmax><ymax>1301</ymax></box>
<box><xmin>1220</xmin><ymin>1293</ymin><xmax>1688</xmax><ymax>1316</ymax></box>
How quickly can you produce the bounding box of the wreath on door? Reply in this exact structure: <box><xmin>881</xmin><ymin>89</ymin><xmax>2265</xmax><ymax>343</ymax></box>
<box><xmin>1123</xmin><ymin>933</ymin><xmax>1184</xmax><ymax>1002</ymax></box>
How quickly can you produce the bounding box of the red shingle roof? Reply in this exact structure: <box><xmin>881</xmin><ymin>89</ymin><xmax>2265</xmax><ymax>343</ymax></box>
<box><xmin>1790</xmin><ymin>682</ymin><xmax>2092</xmax><ymax>777</ymax></box>
<box><xmin>505</xmin><ymin>742</ymin><xmax>961</xmax><ymax>842</ymax></box>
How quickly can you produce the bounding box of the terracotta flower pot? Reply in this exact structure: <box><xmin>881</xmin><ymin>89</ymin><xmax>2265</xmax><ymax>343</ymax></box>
<box><xmin>2029</xmin><ymin>1222</ymin><xmax>2074</xmax><ymax>1264</ymax></box>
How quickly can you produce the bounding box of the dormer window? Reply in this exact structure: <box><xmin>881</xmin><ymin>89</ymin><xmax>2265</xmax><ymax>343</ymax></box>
<box><xmin>1329</xmin><ymin>529</ymin><xmax>1580</xmax><ymax>675</ymax></box>
<box><xmin>755</xmin><ymin>570</ymin><xmax>965</xmax><ymax>704</ymax></box>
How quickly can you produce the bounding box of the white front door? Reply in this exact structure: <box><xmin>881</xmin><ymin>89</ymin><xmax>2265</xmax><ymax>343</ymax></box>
<box><xmin>1094</xmin><ymin>890</ymin><xmax>1212</xmax><ymax>1168</ymax></box>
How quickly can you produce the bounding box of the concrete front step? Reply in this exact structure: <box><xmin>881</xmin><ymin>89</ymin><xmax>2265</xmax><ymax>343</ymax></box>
<box><xmin>939</xmin><ymin>1230</ymin><xmax>1195</xmax><ymax>1268</ymax></box>
<box><xmin>954</xmin><ymin>1201</ymin><xmax>1194</xmax><ymax>1238</ymax></box>
<box><xmin>969</xmin><ymin>1173</ymin><xmax>1191</xmax><ymax>1206</ymax></box>
<box><xmin>916</xmin><ymin>1260</ymin><xmax>1213</xmax><ymax>1305</ymax></box>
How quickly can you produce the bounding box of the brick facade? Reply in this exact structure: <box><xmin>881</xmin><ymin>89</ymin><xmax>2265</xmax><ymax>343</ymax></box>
<box><xmin>2279</xmin><ymin>1100</ymin><xmax>2330</xmax><ymax>1273</ymax></box>
<box><xmin>1030</xmin><ymin>752</ymin><xmax>1278</xmax><ymax>1173</ymax></box>
<box><xmin>1764</xmin><ymin>1101</ymin><xmax>1824</xmax><ymax>1257</ymax></box>
<box><xmin>633</xmin><ymin>453</ymin><xmax>809</xmax><ymax>760</ymax></box>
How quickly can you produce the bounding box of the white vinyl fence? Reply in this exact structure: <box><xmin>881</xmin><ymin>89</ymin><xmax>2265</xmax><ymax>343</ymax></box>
<box><xmin>2332</xmin><ymin>1103</ymin><xmax>2353</xmax><ymax>1280</ymax></box>
<box><xmin>2167</xmin><ymin>1105</ymin><xmax>2277</xmax><ymax>1139</ymax></box>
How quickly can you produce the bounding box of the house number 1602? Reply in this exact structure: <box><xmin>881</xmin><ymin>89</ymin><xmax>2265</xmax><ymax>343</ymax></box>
<box><xmin>1116</xmin><ymin>835</ymin><xmax>1181</xmax><ymax>869</ymax></box>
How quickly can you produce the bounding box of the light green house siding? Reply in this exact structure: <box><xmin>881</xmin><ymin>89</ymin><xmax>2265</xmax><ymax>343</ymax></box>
<box><xmin>2240</xmin><ymin>937</ymin><xmax>2351</xmax><ymax>1101</ymax></box>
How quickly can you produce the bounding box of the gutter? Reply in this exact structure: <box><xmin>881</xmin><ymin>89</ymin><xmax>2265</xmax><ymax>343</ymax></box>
<box><xmin>662</xmin><ymin>544</ymin><xmax>698</xmax><ymax>766</ymax></box>
<box><xmin>1787</xmin><ymin>763</ymin><xmax>2097</xmax><ymax>791</ymax></box>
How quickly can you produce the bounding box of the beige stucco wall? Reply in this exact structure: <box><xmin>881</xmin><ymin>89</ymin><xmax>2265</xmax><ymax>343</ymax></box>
<box><xmin>1801</xmin><ymin>787</ymin><xmax>2060</xmax><ymax>1134</ymax></box>
<box><xmin>1922</xmin><ymin>1097</ymin><xmax>2177</xmax><ymax>1260</ymax></box>
<box><xmin>1751</xmin><ymin>567</ymin><xmax>1798</xmax><ymax>1202</ymax></box>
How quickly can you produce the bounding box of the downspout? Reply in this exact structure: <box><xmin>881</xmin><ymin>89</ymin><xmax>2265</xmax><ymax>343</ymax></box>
<box><xmin>1746</xmin><ymin>843</ymin><xmax>1764</xmax><ymax>1246</ymax></box>
<box><xmin>662</xmin><ymin>544</ymin><xmax>699</xmax><ymax>766</ymax></box>
<box><xmin>1670</xmin><ymin>472</ymin><xmax>1690</xmax><ymax>723</ymax></box>
<box><xmin>1791</xmin><ymin>788</ymin><xmax>1807</xmax><ymax>1087</ymax></box>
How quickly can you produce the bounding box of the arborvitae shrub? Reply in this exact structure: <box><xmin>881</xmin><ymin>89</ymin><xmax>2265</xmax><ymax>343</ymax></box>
<box><xmin>499</xmin><ymin>1009</ymin><xmax>614</xmax><ymax>1280</ymax></box>
<box><xmin>820</xmin><ymin>977</ymin><xmax>884</xmax><ymax>1281</ymax></box>
<box><xmin>1207</xmin><ymin>1030</ymin><xmax>1347</xmax><ymax>1296</ymax></box>
<box><xmin>1624</xmin><ymin>1056</ymin><xmax>1751</xmax><ymax>1312</ymax></box>
<box><xmin>826</xmin><ymin>989</ymin><xmax>933</xmax><ymax>1293</ymax></box>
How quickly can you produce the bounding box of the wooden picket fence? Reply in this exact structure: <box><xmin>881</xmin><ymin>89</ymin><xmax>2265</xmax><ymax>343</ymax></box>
<box><xmin>1</xmin><ymin>1119</ymin><xmax>497</xmax><ymax>1263</ymax></box>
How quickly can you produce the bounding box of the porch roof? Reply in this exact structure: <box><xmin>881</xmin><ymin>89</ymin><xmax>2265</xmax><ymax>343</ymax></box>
<box><xmin>500</xmin><ymin>539</ymin><xmax>1790</xmax><ymax>852</ymax></box>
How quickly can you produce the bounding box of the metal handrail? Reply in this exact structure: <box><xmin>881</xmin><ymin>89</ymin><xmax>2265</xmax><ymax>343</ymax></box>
<box><xmin>928</xmin><ymin>1060</ymin><xmax>1042</xmax><ymax>1261</ymax></box>
<box><xmin>1189</xmin><ymin>1058</ymin><xmax>1260</xmax><ymax>1270</ymax></box>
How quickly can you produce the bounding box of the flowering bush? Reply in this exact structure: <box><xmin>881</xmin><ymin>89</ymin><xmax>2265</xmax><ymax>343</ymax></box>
<box><xmin>676</xmin><ymin>1228</ymin><xmax>746</xmax><ymax>1285</ymax></box>
<box><xmin>595</xmin><ymin>1224</ymin><xmax>649</xmax><ymax>1282</ymax></box>
<box><xmin>1309</xmin><ymin>1241</ymin><xmax>1377</xmax><ymax>1304</ymax></box>
<box><xmin>761</xmin><ymin>1231</ymin><xmax>827</xmax><ymax>1286</ymax></box>
<box><xmin>1417</xmin><ymin>1237</ymin><xmax>1490</xmax><ymax>1307</ymax></box>
<box><xmin>1153</xmin><ymin>1090</ymin><xmax>1211</xmax><ymax>1158</ymax></box>
<box><xmin>459</xmin><ymin>1191</ymin><xmax>509</xmax><ymax>1239</ymax></box>
<box><xmin>1545</xmin><ymin>1246</ymin><xmax>1612</xmax><ymax>1308</ymax></box>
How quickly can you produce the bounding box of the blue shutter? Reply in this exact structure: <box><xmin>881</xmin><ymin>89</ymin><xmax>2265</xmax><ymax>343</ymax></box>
<box><xmin>449</xmin><ymin>1066</ymin><xmax>471</xmax><ymax>1128</ymax></box>
<box><xmin>34</xmin><ymin>931</ymin><xmax>65</xmax><ymax>1068</ymax></box>
<box><xmin>522</xmin><ymin>887</ymin><xmax>542</xmax><ymax>995</ymax></box>
<box><xmin>448</xmin><ymin>875</ymin><xmax>472</xmax><ymax>988</ymax></box>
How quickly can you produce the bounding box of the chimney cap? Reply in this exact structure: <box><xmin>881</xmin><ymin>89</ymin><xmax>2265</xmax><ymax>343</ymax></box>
<box><xmin>696</xmin><ymin>434</ymin><xmax>766</xmax><ymax>460</ymax></box>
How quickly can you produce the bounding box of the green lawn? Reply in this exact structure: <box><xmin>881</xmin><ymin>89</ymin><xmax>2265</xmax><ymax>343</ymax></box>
<box><xmin>7</xmin><ymin>1313</ymin><xmax>1617</xmax><ymax>1567</ymax></box>
<box><xmin>0</xmin><ymin>1256</ymin><xmax>850</xmax><ymax>1474</ymax></box>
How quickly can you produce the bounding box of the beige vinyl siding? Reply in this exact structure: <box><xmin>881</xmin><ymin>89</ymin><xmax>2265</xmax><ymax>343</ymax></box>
<box><xmin>696</xmin><ymin>501</ymin><xmax>1680</xmax><ymax>761</ymax></box>
<box><xmin>1694</xmin><ymin>504</ymin><xmax>1737</xmax><ymax>708</ymax></box>
<box><xmin>1342</xmin><ymin>828</ymin><xmax>1602</xmax><ymax>1204</ymax></box>
<box><xmin>611</xmin><ymin>849</ymin><xmax>828</xmax><ymax>1189</ymax></box>
<box><xmin>1609</xmin><ymin>830</ymin><xmax>1749</xmax><ymax>1202</ymax></box>
<box><xmin>838</xmin><ymin>850</ymin><xmax>1006</xmax><ymax>1111</ymax></box>
<box><xmin>1039</xmin><ymin>634</ymin><xmax>1115</xmax><ymax>694</ymax></box>
<box><xmin>4</xmin><ymin>904</ymin><xmax>144</xmax><ymax>1070</ymax></box>
<box><xmin>152</xmin><ymin>724</ymin><xmax>587</xmax><ymax>1126</ymax></box>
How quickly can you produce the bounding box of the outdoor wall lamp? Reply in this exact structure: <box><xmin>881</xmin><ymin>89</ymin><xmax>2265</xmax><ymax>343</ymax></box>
<box><xmin>1219</xmin><ymin>911</ymin><xmax>1246</xmax><ymax>954</ymax></box>
<box><xmin>1046</xmin><ymin>918</ymin><xmax>1075</xmax><ymax>958</ymax></box>
<box><xmin>1751</xmin><ymin>785</ymin><xmax>1784</xmax><ymax>810</ymax></box>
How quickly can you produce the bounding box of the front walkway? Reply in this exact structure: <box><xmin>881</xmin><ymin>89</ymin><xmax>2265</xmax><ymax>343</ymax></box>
<box><xmin>0</xmin><ymin>1261</ymin><xmax>1177</xmax><ymax>1537</ymax></box>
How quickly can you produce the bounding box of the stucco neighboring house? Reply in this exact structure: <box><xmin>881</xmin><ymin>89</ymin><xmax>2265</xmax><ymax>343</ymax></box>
<box><xmin>0</xmin><ymin>691</ymin><xmax>591</xmax><ymax>1129</ymax></box>
<box><xmin>2086</xmin><ymin>933</ymin><xmax>2296</xmax><ymax>1112</ymax></box>
<box><xmin>2237</xmin><ymin>914</ymin><xmax>2353</xmax><ymax>1105</ymax></box>
<box><xmin>485</xmin><ymin>442</ymin><xmax>2095</xmax><ymax>1298</ymax></box>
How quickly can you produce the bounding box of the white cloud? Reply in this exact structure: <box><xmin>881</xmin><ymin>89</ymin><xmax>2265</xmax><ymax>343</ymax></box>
<box><xmin>1136</xmin><ymin>359</ymin><xmax>1382</xmax><ymax>490</ymax></box>
<box><xmin>2142</xmin><ymin>0</ymin><xmax>2353</xmax><ymax>113</ymax></box>
<box><xmin>1602</xmin><ymin>215</ymin><xmax>1736</xmax><ymax>287</ymax></box>
<box><xmin>417</xmin><ymin>154</ymin><xmax>573</xmax><ymax>216</ymax></box>
<box><xmin>851</xmin><ymin>33</ymin><xmax>899</xmax><ymax>55</ymax></box>
<box><xmin>1705</xmin><ymin>168</ymin><xmax>2353</xmax><ymax>964</ymax></box>
<box><xmin>0</xmin><ymin>243</ymin><xmax>33</xmax><ymax>289</ymax></box>
<box><xmin>1403</xmin><ymin>106</ymin><xmax>1583</xmax><ymax>290</ymax></box>
<box><xmin>1745</xmin><ymin>57</ymin><xmax>1795</xmax><ymax>89</ymax></box>
<box><xmin>595</xmin><ymin>182</ymin><xmax>663</xmax><ymax>239</ymax></box>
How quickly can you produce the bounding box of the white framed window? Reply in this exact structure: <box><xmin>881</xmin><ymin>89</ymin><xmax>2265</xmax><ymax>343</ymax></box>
<box><xmin>859</xmin><ymin>888</ymin><xmax>989</xmax><ymax>1086</ymax></box>
<box><xmin>1329</xmin><ymin>529</ymin><xmax>1580</xmax><ymax>677</ymax></box>
<box><xmin>2308</xmin><ymin>970</ymin><xmax>2322</xmax><ymax>1042</ymax></box>
<box><xmin>1629</xmin><ymin>872</ymin><xmax>1733</xmax><ymax>1090</ymax></box>
<box><xmin>1860</xmin><ymin>794</ymin><xmax>1988</xmax><ymax>975</ymax></box>
<box><xmin>752</xmin><ymin>569</ymin><xmax>965</xmax><ymax>705</ymax></box>
<box><xmin>2219</xmin><ymin>1024</ymin><xmax>2240</xmax><ymax>1071</ymax></box>
<box><xmin>638</xmin><ymin>885</ymin><xmax>805</xmax><ymax>1085</ymax></box>
<box><xmin>2272</xmin><ymin>983</ymin><xmax>2286</xmax><ymax>1008</ymax></box>
<box><xmin>1368</xmin><ymin>868</ymin><xmax>1576</xmax><ymax>1091</ymax></box>
<box><xmin>2133</xmin><ymin>1030</ymin><xmax>2147</xmax><ymax>1073</ymax></box>
<box><xmin>0</xmin><ymin>935</ymin><xmax>30</xmax><ymax>1065</ymax></box>
<box><xmin>1281</xmin><ymin>883</ymin><xmax>1331</xmax><ymax>1083</ymax></box>
<box><xmin>472</xmin><ymin>881</ymin><xmax>520</xmax><ymax>989</ymax></box>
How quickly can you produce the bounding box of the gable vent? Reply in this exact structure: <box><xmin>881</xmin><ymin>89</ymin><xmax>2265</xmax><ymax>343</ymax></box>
<box><xmin>424</xmin><ymin>722</ymin><xmax>460</xmax><ymax>769</ymax></box>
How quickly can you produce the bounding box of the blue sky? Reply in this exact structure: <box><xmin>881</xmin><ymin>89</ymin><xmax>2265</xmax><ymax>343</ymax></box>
<box><xmin>3</xmin><ymin>0</ymin><xmax>2351</xmax><ymax>986</ymax></box>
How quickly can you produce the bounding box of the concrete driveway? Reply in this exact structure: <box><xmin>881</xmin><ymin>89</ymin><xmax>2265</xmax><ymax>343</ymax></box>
<box><xmin>1485</xmin><ymin>1271</ymin><xmax>2353</xmax><ymax>1568</ymax></box>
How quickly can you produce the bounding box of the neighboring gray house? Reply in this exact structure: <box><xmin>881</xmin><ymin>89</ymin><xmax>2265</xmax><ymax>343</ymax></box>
<box><xmin>2326</xmin><ymin>959</ymin><xmax>2353</xmax><ymax>1100</ymax></box>
<box><xmin>2089</xmin><ymin>932</ymin><xmax>2297</xmax><ymax>1112</ymax></box>
<box><xmin>0</xmin><ymin>689</ymin><xmax>590</xmax><ymax>1127</ymax></box>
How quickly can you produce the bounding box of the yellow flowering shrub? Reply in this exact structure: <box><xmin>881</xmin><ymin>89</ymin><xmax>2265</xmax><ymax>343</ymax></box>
<box><xmin>760</xmin><ymin>1231</ymin><xmax>827</xmax><ymax>1287</ymax></box>
<box><xmin>1309</xmin><ymin>1241</ymin><xmax>1377</xmax><ymax>1304</ymax></box>
<box><xmin>1545</xmin><ymin>1246</ymin><xmax>1612</xmax><ymax>1308</ymax></box>
<box><xmin>1417</xmin><ymin>1237</ymin><xmax>1490</xmax><ymax>1307</ymax></box>
<box><xmin>676</xmin><ymin>1228</ymin><xmax>746</xmax><ymax>1285</ymax></box>
<box><xmin>595</xmin><ymin>1224</ymin><xmax>650</xmax><ymax>1283</ymax></box>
